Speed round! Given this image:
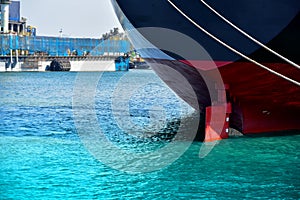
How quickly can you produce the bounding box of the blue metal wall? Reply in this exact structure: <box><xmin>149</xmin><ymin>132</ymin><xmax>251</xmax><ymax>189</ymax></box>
<box><xmin>9</xmin><ymin>1</ymin><xmax>21</xmax><ymax>22</ymax></box>
<box><xmin>0</xmin><ymin>35</ymin><xmax>131</xmax><ymax>56</ymax></box>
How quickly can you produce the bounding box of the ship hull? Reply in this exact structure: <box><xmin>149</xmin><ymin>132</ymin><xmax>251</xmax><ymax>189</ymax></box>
<box><xmin>112</xmin><ymin>0</ymin><xmax>300</xmax><ymax>138</ymax></box>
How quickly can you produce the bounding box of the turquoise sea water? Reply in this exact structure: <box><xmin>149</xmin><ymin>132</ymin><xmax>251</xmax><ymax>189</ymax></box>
<box><xmin>0</xmin><ymin>71</ymin><xmax>299</xmax><ymax>199</ymax></box>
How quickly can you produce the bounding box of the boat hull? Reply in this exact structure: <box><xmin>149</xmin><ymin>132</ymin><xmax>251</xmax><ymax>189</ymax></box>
<box><xmin>111</xmin><ymin>0</ymin><xmax>300</xmax><ymax>138</ymax></box>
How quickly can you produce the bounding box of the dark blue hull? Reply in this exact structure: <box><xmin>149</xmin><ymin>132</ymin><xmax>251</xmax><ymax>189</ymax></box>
<box><xmin>113</xmin><ymin>0</ymin><xmax>300</xmax><ymax>62</ymax></box>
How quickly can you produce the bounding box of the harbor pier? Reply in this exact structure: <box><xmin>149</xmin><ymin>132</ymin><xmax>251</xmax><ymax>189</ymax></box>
<box><xmin>0</xmin><ymin>54</ymin><xmax>124</xmax><ymax>72</ymax></box>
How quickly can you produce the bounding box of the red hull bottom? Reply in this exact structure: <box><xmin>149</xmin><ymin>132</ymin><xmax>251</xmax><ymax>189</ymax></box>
<box><xmin>147</xmin><ymin>59</ymin><xmax>300</xmax><ymax>139</ymax></box>
<box><xmin>218</xmin><ymin>61</ymin><xmax>300</xmax><ymax>134</ymax></box>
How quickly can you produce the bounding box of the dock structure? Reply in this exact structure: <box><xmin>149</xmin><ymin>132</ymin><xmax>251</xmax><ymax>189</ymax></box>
<box><xmin>0</xmin><ymin>34</ymin><xmax>131</xmax><ymax>57</ymax></box>
<box><xmin>0</xmin><ymin>35</ymin><xmax>131</xmax><ymax>71</ymax></box>
<box><xmin>0</xmin><ymin>54</ymin><xmax>128</xmax><ymax>72</ymax></box>
<box><xmin>0</xmin><ymin>0</ymin><xmax>132</xmax><ymax>71</ymax></box>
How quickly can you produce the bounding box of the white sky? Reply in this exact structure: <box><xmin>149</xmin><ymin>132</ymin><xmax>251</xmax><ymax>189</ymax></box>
<box><xmin>20</xmin><ymin>0</ymin><xmax>122</xmax><ymax>38</ymax></box>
